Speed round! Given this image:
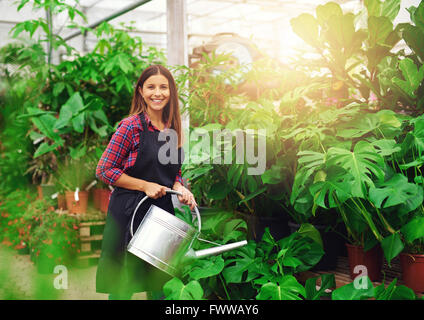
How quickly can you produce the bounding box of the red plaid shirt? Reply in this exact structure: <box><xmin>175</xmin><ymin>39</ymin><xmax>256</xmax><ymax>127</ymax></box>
<box><xmin>96</xmin><ymin>112</ymin><xmax>183</xmax><ymax>186</ymax></box>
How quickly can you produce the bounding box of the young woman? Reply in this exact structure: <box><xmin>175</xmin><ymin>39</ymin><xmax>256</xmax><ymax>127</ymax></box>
<box><xmin>95</xmin><ymin>64</ymin><xmax>197</xmax><ymax>300</ymax></box>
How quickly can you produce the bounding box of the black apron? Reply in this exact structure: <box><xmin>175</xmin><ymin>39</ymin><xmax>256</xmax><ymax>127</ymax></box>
<box><xmin>96</xmin><ymin>112</ymin><xmax>184</xmax><ymax>294</ymax></box>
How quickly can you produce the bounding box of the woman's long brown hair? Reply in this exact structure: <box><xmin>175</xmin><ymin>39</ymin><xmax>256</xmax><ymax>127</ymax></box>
<box><xmin>130</xmin><ymin>64</ymin><xmax>182</xmax><ymax>147</ymax></box>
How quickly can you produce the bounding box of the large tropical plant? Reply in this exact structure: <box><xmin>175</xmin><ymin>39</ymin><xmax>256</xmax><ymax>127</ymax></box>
<box><xmin>7</xmin><ymin>0</ymin><xmax>166</xmax><ymax>186</ymax></box>
<box><xmin>289</xmin><ymin>0</ymin><xmax>420</xmax><ymax>114</ymax></box>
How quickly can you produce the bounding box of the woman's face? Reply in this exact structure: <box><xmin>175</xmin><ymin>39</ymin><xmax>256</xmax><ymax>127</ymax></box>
<box><xmin>139</xmin><ymin>74</ymin><xmax>170</xmax><ymax>113</ymax></box>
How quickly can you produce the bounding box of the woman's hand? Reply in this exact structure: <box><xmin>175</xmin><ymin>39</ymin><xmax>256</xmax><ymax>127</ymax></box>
<box><xmin>173</xmin><ymin>182</ymin><xmax>197</xmax><ymax>210</ymax></box>
<box><xmin>142</xmin><ymin>181</ymin><xmax>168</xmax><ymax>199</ymax></box>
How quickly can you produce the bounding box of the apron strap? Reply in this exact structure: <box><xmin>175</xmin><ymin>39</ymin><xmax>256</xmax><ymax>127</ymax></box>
<box><xmin>138</xmin><ymin>112</ymin><xmax>148</xmax><ymax>153</ymax></box>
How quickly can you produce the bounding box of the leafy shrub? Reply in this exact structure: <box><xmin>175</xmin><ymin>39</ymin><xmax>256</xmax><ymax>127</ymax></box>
<box><xmin>29</xmin><ymin>210</ymin><xmax>80</xmax><ymax>267</ymax></box>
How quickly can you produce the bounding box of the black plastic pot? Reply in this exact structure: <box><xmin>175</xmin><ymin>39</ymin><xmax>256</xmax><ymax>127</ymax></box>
<box><xmin>288</xmin><ymin>221</ymin><xmax>344</xmax><ymax>271</ymax></box>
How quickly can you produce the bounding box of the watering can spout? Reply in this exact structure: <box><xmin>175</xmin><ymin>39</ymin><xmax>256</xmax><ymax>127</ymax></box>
<box><xmin>186</xmin><ymin>240</ymin><xmax>248</xmax><ymax>259</ymax></box>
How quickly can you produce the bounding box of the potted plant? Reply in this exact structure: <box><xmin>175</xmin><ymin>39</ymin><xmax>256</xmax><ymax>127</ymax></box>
<box><xmin>55</xmin><ymin>155</ymin><xmax>94</xmax><ymax>214</ymax></box>
<box><xmin>371</xmin><ymin>113</ymin><xmax>424</xmax><ymax>292</ymax></box>
<box><xmin>290</xmin><ymin>129</ymin><xmax>403</xmax><ymax>281</ymax></box>
<box><xmin>25</xmin><ymin>152</ymin><xmax>57</xmax><ymax>200</ymax></box>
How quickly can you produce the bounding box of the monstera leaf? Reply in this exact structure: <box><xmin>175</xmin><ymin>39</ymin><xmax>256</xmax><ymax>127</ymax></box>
<box><xmin>369</xmin><ymin>174</ymin><xmax>423</xmax><ymax>211</ymax></box>
<box><xmin>290</xmin><ymin>151</ymin><xmax>325</xmax><ymax>207</ymax></box>
<box><xmin>222</xmin><ymin>242</ymin><xmax>262</xmax><ymax>284</ymax></box>
<box><xmin>308</xmin><ymin>166</ymin><xmax>353</xmax><ymax>210</ymax></box>
<box><xmin>187</xmin><ymin>255</ymin><xmax>225</xmax><ymax>280</ymax></box>
<box><xmin>163</xmin><ymin>278</ymin><xmax>204</xmax><ymax>300</ymax></box>
<box><xmin>401</xmin><ymin>216</ymin><xmax>424</xmax><ymax>244</ymax></box>
<box><xmin>332</xmin><ymin>276</ymin><xmax>375</xmax><ymax>300</ymax></box>
<box><xmin>256</xmin><ymin>275</ymin><xmax>306</xmax><ymax>300</ymax></box>
<box><xmin>305</xmin><ymin>274</ymin><xmax>336</xmax><ymax>300</ymax></box>
<box><xmin>327</xmin><ymin>141</ymin><xmax>385</xmax><ymax>198</ymax></box>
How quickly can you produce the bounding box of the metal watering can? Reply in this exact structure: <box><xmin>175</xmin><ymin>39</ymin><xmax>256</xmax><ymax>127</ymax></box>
<box><xmin>127</xmin><ymin>189</ymin><xmax>247</xmax><ymax>277</ymax></box>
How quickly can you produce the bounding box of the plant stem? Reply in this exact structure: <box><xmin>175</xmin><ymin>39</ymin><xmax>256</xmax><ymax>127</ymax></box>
<box><xmin>219</xmin><ymin>274</ymin><xmax>231</xmax><ymax>300</ymax></box>
<box><xmin>350</xmin><ymin>198</ymin><xmax>382</xmax><ymax>241</ymax></box>
<box><xmin>235</xmin><ymin>189</ymin><xmax>253</xmax><ymax>214</ymax></box>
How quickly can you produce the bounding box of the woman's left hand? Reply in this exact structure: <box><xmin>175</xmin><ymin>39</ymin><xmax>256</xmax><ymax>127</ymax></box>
<box><xmin>173</xmin><ymin>183</ymin><xmax>197</xmax><ymax>210</ymax></box>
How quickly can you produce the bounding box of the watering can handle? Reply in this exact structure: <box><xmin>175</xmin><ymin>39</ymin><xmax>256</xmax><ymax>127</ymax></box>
<box><xmin>130</xmin><ymin>189</ymin><xmax>201</xmax><ymax>238</ymax></box>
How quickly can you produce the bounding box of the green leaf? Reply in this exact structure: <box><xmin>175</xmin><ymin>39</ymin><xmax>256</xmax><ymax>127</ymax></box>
<box><xmin>222</xmin><ymin>242</ymin><xmax>261</xmax><ymax>283</ymax></box>
<box><xmin>290</xmin><ymin>13</ymin><xmax>319</xmax><ymax>47</ymax></box>
<box><xmin>327</xmin><ymin>141</ymin><xmax>385</xmax><ymax>198</ymax></box>
<box><xmin>309</xmin><ymin>166</ymin><xmax>353</xmax><ymax>210</ymax></box>
<box><xmin>277</xmin><ymin>233</ymin><xmax>324</xmax><ymax>273</ymax></box>
<box><xmin>163</xmin><ymin>278</ymin><xmax>204</xmax><ymax>300</ymax></box>
<box><xmin>261</xmin><ymin>165</ymin><xmax>283</xmax><ymax>185</ymax></box>
<box><xmin>69</xmin><ymin>145</ymin><xmax>87</xmax><ymax>160</ymax></box>
<box><xmin>72</xmin><ymin>112</ymin><xmax>85</xmax><ymax>133</ymax></box>
<box><xmin>375</xmin><ymin>278</ymin><xmax>416</xmax><ymax>300</ymax></box>
<box><xmin>31</xmin><ymin>113</ymin><xmax>62</xmax><ymax>142</ymax></box>
<box><xmin>365</xmin><ymin>0</ymin><xmax>400</xmax><ymax>21</ymax></box>
<box><xmin>305</xmin><ymin>274</ymin><xmax>336</xmax><ymax>300</ymax></box>
<box><xmin>256</xmin><ymin>275</ymin><xmax>306</xmax><ymax>300</ymax></box>
<box><xmin>368</xmin><ymin>16</ymin><xmax>393</xmax><ymax>47</ymax></box>
<box><xmin>325</xmin><ymin>13</ymin><xmax>356</xmax><ymax>51</ymax></box>
<box><xmin>381</xmin><ymin>233</ymin><xmax>404</xmax><ymax>265</ymax></box>
<box><xmin>117</xmin><ymin>53</ymin><xmax>133</xmax><ymax>74</ymax></box>
<box><xmin>53</xmin><ymin>82</ymin><xmax>65</xmax><ymax>97</ymax></box>
<box><xmin>33</xmin><ymin>141</ymin><xmax>61</xmax><ymax>158</ymax></box>
<box><xmin>238</xmin><ymin>186</ymin><xmax>267</xmax><ymax>205</ymax></box>
<box><xmin>401</xmin><ymin>217</ymin><xmax>424</xmax><ymax>243</ymax></box>
<box><xmin>390</xmin><ymin>285</ymin><xmax>417</xmax><ymax>300</ymax></box>
<box><xmin>227</xmin><ymin>164</ymin><xmax>243</xmax><ymax>188</ymax></box>
<box><xmin>297</xmin><ymin>223</ymin><xmax>323</xmax><ymax>248</ymax></box>
<box><xmin>316</xmin><ymin>2</ymin><xmax>343</xmax><ymax>26</ymax></box>
<box><xmin>332</xmin><ymin>276</ymin><xmax>375</xmax><ymax>300</ymax></box>
<box><xmin>402</xmin><ymin>24</ymin><xmax>424</xmax><ymax>62</ymax></box>
<box><xmin>392</xmin><ymin>58</ymin><xmax>424</xmax><ymax>98</ymax></box>
<box><xmin>369</xmin><ymin>174</ymin><xmax>423</xmax><ymax>210</ymax></box>
<box><xmin>413</xmin><ymin>1</ymin><xmax>424</xmax><ymax>32</ymax></box>
<box><xmin>188</xmin><ymin>256</ymin><xmax>225</xmax><ymax>280</ymax></box>
<box><xmin>207</xmin><ymin>181</ymin><xmax>232</xmax><ymax>200</ymax></box>
<box><xmin>371</xmin><ymin>139</ymin><xmax>401</xmax><ymax>156</ymax></box>
<box><xmin>54</xmin><ymin>104</ymin><xmax>73</xmax><ymax>130</ymax></box>
<box><xmin>336</xmin><ymin>113</ymin><xmax>380</xmax><ymax>138</ymax></box>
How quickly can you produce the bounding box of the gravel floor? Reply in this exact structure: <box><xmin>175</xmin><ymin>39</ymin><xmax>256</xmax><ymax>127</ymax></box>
<box><xmin>0</xmin><ymin>245</ymin><xmax>146</xmax><ymax>300</ymax></box>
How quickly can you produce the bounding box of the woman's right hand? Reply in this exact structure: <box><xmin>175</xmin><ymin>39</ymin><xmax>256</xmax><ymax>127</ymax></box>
<box><xmin>142</xmin><ymin>181</ymin><xmax>168</xmax><ymax>199</ymax></box>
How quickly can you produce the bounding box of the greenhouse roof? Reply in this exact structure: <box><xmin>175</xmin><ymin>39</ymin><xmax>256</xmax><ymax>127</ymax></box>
<box><xmin>0</xmin><ymin>0</ymin><xmax>420</xmax><ymax>64</ymax></box>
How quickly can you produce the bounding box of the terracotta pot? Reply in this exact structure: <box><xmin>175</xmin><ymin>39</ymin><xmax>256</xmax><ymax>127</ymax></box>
<box><xmin>37</xmin><ymin>185</ymin><xmax>43</xmax><ymax>200</ymax></box>
<box><xmin>37</xmin><ymin>184</ymin><xmax>56</xmax><ymax>200</ymax></box>
<box><xmin>346</xmin><ymin>243</ymin><xmax>383</xmax><ymax>282</ymax></box>
<box><xmin>57</xmin><ymin>194</ymin><xmax>67</xmax><ymax>210</ymax></box>
<box><xmin>99</xmin><ymin>189</ymin><xmax>111</xmax><ymax>214</ymax></box>
<box><xmin>65</xmin><ymin>190</ymin><xmax>88</xmax><ymax>214</ymax></box>
<box><xmin>92</xmin><ymin>188</ymin><xmax>101</xmax><ymax>210</ymax></box>
<box><xmin>400</xmin><ymin>253</ymin><xmax>424</xmax><ymax>293</ymax></box>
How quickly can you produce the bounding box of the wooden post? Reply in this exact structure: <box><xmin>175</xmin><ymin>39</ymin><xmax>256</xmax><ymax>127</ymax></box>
<box><xmin>167</xmin><ymin>0</ymin><xmax>190</xmax><ymax>168</ymax></box>
<box><xmin>166</xmin><ymin>0</ymin><xmax>188</xmax><ymax>66</ymax></box>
